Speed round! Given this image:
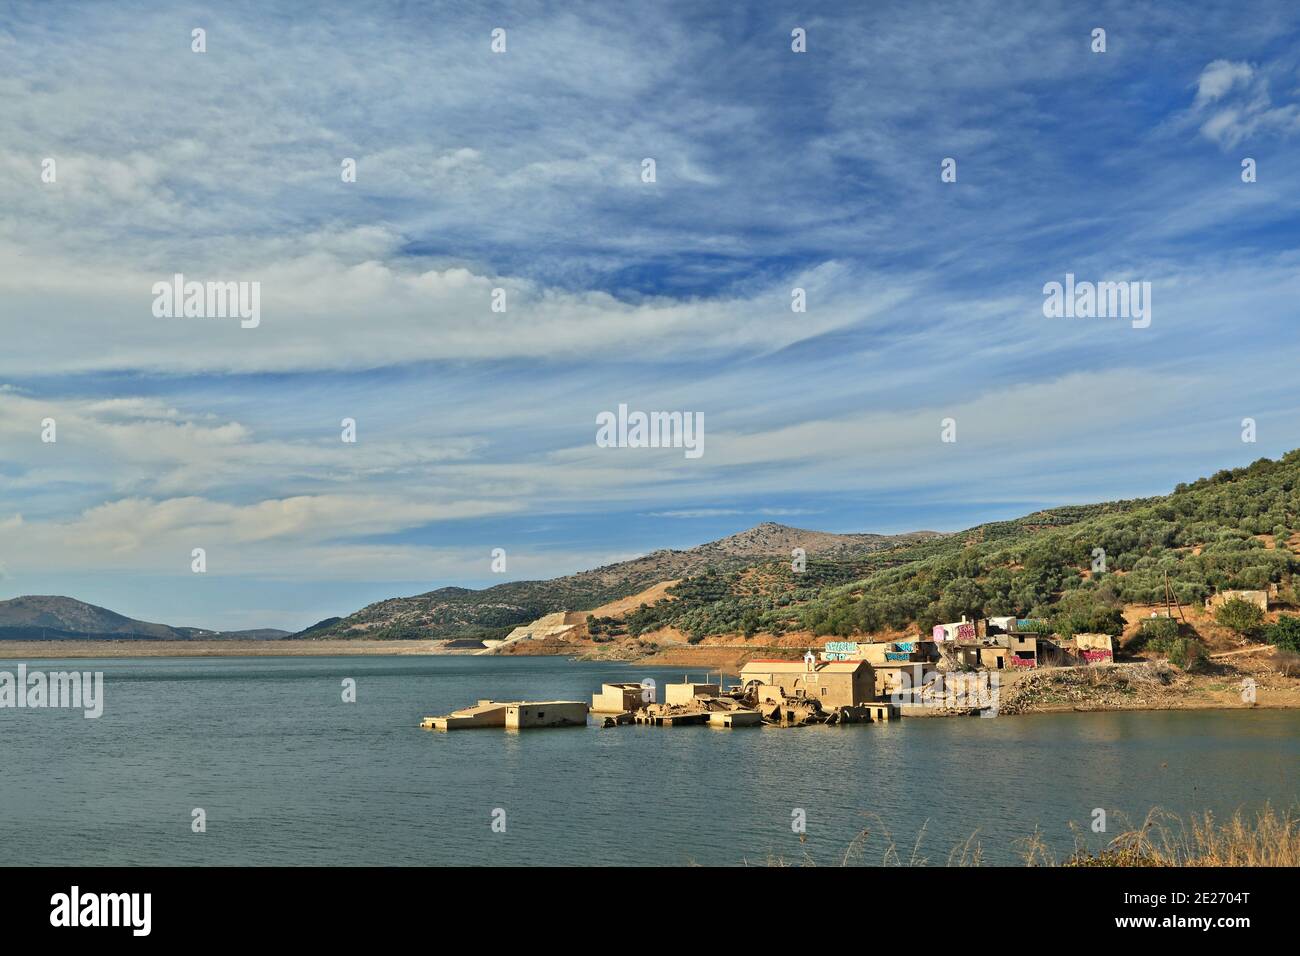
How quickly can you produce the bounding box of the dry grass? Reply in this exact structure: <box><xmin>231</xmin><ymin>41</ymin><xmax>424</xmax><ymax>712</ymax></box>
<box><xmin>757</xmin><ymin>804</ymin><xmax>1299</xmax><ymax>867</ymax></box>
<box><xmin>1048</xmin><ymin>804</ymin><xmax>1300</xmax><ymax>867</ymax></box>
<box><xmin>1274</xmin><ymin>650</ymin><xmax>1300</xmax><ymax>678</ymax></box>
<box><xmin>749</xmin><ymin>813</ymin><xmax>942</xmax><ymax>867</ymax></box>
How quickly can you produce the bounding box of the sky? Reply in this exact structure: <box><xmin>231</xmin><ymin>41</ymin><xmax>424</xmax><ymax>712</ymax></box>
<box><xmin>2</xmin><ymin>0</ymin><xmax>1300</xmax><ymax>631</ymax></box>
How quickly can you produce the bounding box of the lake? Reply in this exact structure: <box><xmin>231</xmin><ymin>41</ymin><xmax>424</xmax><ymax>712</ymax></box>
<box><xmin>1</xmin><ymin>655</ymin><xmax>1296</xmax><ymax>866</ymax></box>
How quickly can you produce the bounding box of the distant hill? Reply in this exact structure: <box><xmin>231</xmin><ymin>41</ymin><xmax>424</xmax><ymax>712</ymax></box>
<box><xmin>292</xmin><ymin>617</ymin><xmax>344</xmax><ymax>639</ymax></box>
<box><xmin>0</xmin><ymin>596</ymin><xmax>289</xmax><ymax>641</ymax></box>
<box><xmin>296</xmin><ymin>523</ymin><xmax>942</xmax><ymax>641</ymax></box>
<box><xmin>297</xmin><ymin>451</ymin><xmax>1300</xmax><ymax>645</ymax></box>
<box><xmin>20</xmin><ymin>450</ymin><xmax>1299</xmax><ymax>648</ymax></box>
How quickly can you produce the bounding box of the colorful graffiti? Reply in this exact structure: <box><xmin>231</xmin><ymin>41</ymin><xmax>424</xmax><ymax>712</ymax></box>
<box><xmin>934</xmin><ymin>623</ymin><xmax>976</xmax><ymax>641</ymax></box>
<box><xmin>1009</xmin><ymin>656</ymin><xmax>1037</xmax><ymax>668</ymax></box>
<box><xmin>885</xmin><ymin>651</ymin><xmax>910</xmax><ymax>661</ymax></box>
<box><xmin>824</xmin><ymin>641</ymin><xmax>859</xmax><ymax>654</ymax></box>
<box><xmin>892</xmin><ymin>641</ymin><xmax>916</xmax><ymax>652</ymax></box>
<box><xmin>1082</xmin><ymin>649</ymin><xmax>1113</xmax><ymax>663</ymax></box>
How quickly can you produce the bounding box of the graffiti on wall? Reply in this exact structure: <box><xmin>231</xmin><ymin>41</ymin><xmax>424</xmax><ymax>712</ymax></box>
<box><xmin>934</xmin><ymin>623</ymin><xmax>976</xmax><ymax>641</ymax></box>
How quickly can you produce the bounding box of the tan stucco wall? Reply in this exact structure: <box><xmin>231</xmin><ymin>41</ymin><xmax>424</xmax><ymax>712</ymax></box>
<box><xmin>505</xmin><ymin>702</ymin><xmax>588</xmax><ymax>728</ymax></box>
<box><xmin>664</xmin><ymin>683</ymin><xmax>719</xmax><ymax>706</ymax></box>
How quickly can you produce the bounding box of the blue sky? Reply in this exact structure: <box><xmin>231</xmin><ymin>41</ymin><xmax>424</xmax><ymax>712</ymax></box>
<box><xmin>2</xmin><ymin>0</ymin><xmax>1300</xmax><ymax>631</ymax></box>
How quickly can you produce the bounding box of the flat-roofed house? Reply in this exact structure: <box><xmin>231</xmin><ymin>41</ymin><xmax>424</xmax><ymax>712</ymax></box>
<box><xmin>954</xmin><ymin>638</ymin><xmax>1009</xmax><ymax>670</ymax></box>
<box><xmin>1007</xmin><ymin>635</ymin><xmax>1039</xmax><ymax>668</ymax></box>
<box><xmin>504</xmin><ymin>701</ymin><xmax>588</xmax><ymax>728</ymax></box>
<box><xmin>422</xmin><ymin>699</ymin><xmax>588</xmax><ymax>730</ymax></box>
<box><xmin>591</xmin><ymin>682</ymin><xmax>647</xmax><ymax>713</ymax></box>
<box><xmin>664</xmin><ymin>682</ymin><xmax>720</xmax><ymax>706</ymax></box>
<box><xmin>873</xmin><ymin>660</ymin><xmax>938</xmax><ymax>698</ymax></box>
<box><xmin>1205</xmin><ymin>589</ymin><xmax>1270</xmax><ymax>613</ymax></box>
<box><xmin>739</xmin><ymin>659</ymin><xmax>875</xmax><ymax>709</ymax></box>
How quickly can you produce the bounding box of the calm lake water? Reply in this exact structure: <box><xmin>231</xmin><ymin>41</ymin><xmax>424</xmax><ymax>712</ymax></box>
<box><xmin>1</xmin><ymin>655</ymin><xmax>1296</xmax><ymax>866</ymax></box>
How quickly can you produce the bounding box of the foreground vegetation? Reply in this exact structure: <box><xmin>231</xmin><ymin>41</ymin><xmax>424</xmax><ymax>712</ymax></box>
<box><xmin>759</xmin><ymin>804</ymin><xmax>1300</xmax><ymax>867</ymax></box>
<box><xmin>1050</xmin><ymin>805</ymin><xmax>1300</xmax><ymax>867</ymax></box>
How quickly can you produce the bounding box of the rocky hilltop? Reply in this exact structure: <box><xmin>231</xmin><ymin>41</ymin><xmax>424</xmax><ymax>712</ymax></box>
<box><xmin>298</xmin><ymin>523</ymin><xmax>941</xmax><ymax>641</ymax></box>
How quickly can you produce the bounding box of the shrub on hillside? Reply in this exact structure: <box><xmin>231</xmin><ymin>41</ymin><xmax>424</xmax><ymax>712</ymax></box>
<box><xmin>1155</xmin><ymin>636</ymin><xmax>1204</xmax><ymax>671</ymax></box>
<box><xmin>1048</xmin><ymin>590</ymin><xmax>1125</xmax><ymax>639</ymax></box>
<box><xmin>1263</xmin><ymin>614</ymin><xmax>1300</xmax><ymax>652</ymax></box>
<box><xmin>1140</xmin><ymin>616</ymin><xmax>1181</xmax><ymax>644</ymax></box>
<box><xmin>1138</xmin><ymin>619</ymin><xmax>1204</xmax><ymax>670</ymax></box>
<box><xmin>1214</xmin><ymin>597</ymin><xmax>1266</xmax><ymax>637</ymax></box>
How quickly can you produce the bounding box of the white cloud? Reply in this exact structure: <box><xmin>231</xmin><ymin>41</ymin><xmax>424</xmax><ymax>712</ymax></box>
<box><xmin>1191</xmin><ymin>59</ymin><xmax>1300</xmax><ymax>147</ymax></box>
<box><xmin>0</xmin><ymin>238</ymin><xmax>907</xmax><ymax>374</ymax></box>
<box><xmin>0</xmin><ymin>389</ymin><xmax>481</xmax><ymax>498</ymax></box>
<box><xmin>1195</xmin><ymin>59</ymin><xmax>1256</xmax><ymax>104</ymax></box>
<box><xmin>1</xmin><ymin>494</ymin><xmax>520</xmax><ymax>577</ymax></box>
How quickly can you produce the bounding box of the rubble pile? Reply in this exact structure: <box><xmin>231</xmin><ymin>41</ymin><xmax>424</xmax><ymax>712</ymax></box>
<box><xmin>756</xmin><ymin>695</ymin><xmax>830</xmax><ymax>726</ymax></box>
<box><xmin>639</xmin><ymin>695</ymin><xmax>746</xmax><ymax>719</ymax></box>
<box><xmin>630</xmin><ymin>689</ymin><xmax>835</xmax><ymax>726</ymax></box>
<box><xmin>998</xmin><ymin>661</ymin><xmax>1182</xmax><ymax>715</ymax></box>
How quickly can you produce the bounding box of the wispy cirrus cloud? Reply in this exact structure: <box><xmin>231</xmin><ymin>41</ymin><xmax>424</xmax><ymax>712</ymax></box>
<box><xmin>3</xmin><ymin>0</ymin><xmax>1300</xmax><ymax>629</ymax></box>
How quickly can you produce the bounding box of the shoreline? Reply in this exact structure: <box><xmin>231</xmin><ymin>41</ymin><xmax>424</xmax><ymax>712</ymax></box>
<box><xmin>2</xmin><ymin>640</ymin><xmax>1297</xmax><ymax>718</ymax></box>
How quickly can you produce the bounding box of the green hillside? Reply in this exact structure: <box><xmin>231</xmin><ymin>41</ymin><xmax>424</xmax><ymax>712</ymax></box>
<box><xmin>616</xmin><ymin>453</ymin><xmax>1300</xmax><ymax>642</ymax></box>
<box><xmin>300</xmin><ymin>451</ymin><xmax>1300</xmax><ymax>645</ymax></box>
<box><xmin>297</xmin><ymin>525</ymin><xmax>935</xmax><ymax>640</ymax></box>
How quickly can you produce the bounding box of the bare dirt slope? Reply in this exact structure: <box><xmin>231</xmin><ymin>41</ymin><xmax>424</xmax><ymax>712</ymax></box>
<box><xmin>587</xmin><ymin>580</ymin><xmax>681</xmax><ymax>618</ymax></box>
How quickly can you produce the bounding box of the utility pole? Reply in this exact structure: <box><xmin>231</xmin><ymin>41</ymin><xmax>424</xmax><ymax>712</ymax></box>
<box><xmin>1163</xmin><ymin>570</ymin><xmax>1187</xmax><ymax>625</ymax></box>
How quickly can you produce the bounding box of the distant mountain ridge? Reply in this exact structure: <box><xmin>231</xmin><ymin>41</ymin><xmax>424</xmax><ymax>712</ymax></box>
<box><xmin>296</xmin><ymin>451</ymin><xmax>1300</xmax><ymax>645</ymax></box>
<box><xmin>8</xmin><ymin>450</ymin><xmax>1300</xmax><ymax>646</ymax></box>
<box><xmin>299</xmin><ymin>523</ymin><xmax>943</xmax><ymax>641</ymax></box>
<box><xmin>0</xmin><ymin>595</ymin><xmax>290</xmax><ymax>641</ymax></box>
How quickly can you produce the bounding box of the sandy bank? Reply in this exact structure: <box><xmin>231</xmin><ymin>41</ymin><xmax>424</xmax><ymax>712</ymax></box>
<box><xmin>0</xmin><ymin>639</ymin><xmax>470</xmax><ymax>659</ymax></box>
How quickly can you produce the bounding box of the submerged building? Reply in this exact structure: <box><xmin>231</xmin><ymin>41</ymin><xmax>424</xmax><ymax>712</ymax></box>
<box><xmin>739</xmin><ymin>658</ymin><xmax>876</xmax><ymax>709</ymax></box>
<box><xmin>591</xmin><ymin>682</ymin><xmax>648</xmax><ymax>713</ymax></box>
<box><xmin>421</xmin><ymin>699</ymin><xmax>588</xmax><ymax>730</ymax></box>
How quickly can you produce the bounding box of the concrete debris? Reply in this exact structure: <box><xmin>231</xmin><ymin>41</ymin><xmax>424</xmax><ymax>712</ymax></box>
<box><xmin>624</xmin><ymin>681</ymin><xmax>896</xmax><ymax>728</ymax></box>
<box><xmin>997</xmin><ymin>661</ymin><xmax>1182</xmax><ymax>716</ymax></box>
